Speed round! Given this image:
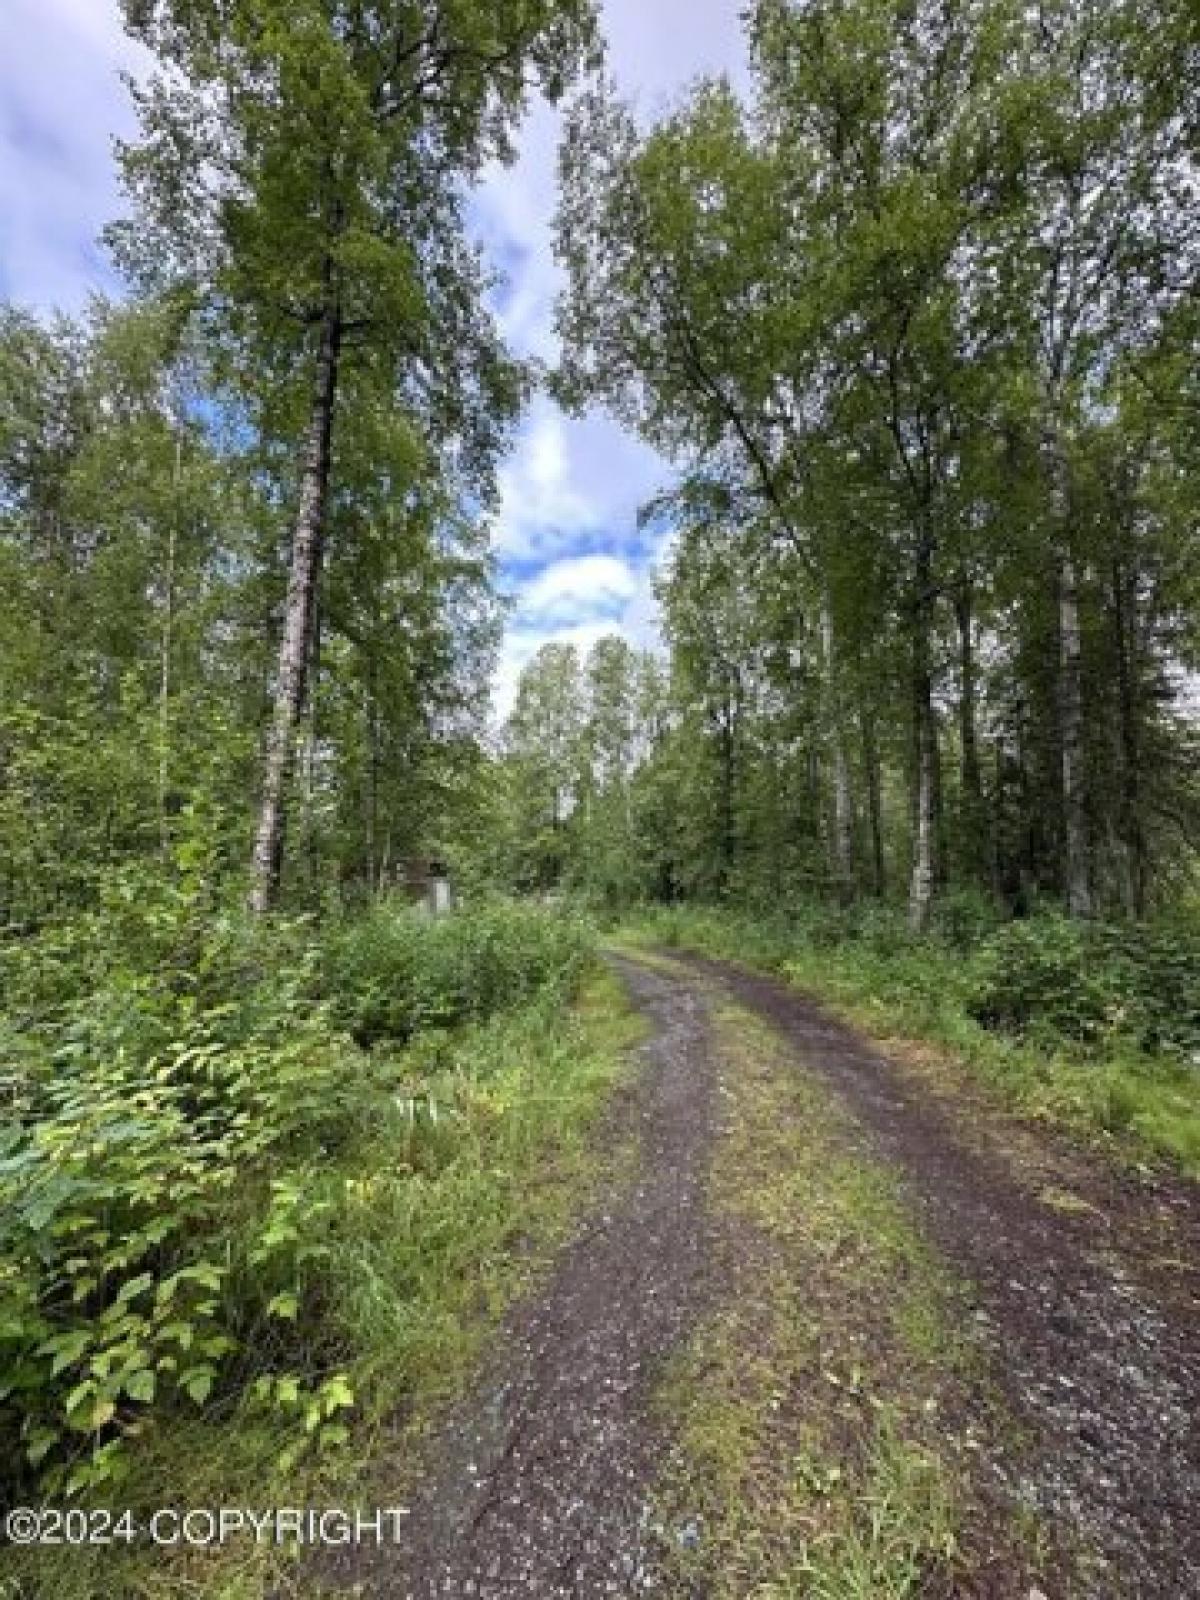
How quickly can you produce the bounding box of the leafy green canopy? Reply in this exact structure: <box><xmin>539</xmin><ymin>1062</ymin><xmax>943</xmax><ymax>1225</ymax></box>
<box><xmin>549</xmin><ymin>0</ymin><xmax>1199</xmax><ymax>921</ymax></box>
<box><xmin>113</xmin><ymin>0</ymin><xmax>598</xmax><ymax>454</ymax></box>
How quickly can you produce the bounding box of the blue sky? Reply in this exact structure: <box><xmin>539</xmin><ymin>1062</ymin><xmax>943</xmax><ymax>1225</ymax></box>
<box><xmin>0</xmin><ymin>0</ymin><xmax>747</xmax><ymax>715</ymax></box>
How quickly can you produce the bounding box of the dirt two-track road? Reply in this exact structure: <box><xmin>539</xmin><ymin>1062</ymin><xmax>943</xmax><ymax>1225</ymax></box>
<box><xmin>315</xmin><ymin>950</ymin><xmax>1200</xmax><ymax>1600</ymax></box>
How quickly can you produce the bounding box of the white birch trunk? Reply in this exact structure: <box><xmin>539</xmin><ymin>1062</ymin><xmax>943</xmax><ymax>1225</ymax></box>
<box><xmin>249</xmin><ymin>297</ymin><xmax>341</xmax><ymax>913</ymax></box>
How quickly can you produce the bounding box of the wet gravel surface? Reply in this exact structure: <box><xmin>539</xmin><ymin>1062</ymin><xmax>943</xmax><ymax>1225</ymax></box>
<box><xmin>685</xmin><ymin>952</ymin><xmax>1200</xmax><ymax>1600</ymax></box>
<box><xmin>322</xmin><ymin>956</ymin><xmax>720</xmax><ymax>1598</ymax></box>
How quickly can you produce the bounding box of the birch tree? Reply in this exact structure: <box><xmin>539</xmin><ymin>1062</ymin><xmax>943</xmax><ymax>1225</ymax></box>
<box><xmin>114</xmin><ymin>0</ymin><xmax>597</xmax><ymax>909</ymax></box>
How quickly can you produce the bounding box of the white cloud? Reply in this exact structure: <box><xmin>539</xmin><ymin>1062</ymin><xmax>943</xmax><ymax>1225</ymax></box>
<box><xmin>601</xmin><ymin>0</ymin><xmax>750</xmax><ymax>116</ymax></box>
<box><xmin>493</xmin><ymin>542</ymin><xmax>671</xmax><ymax>721</ymax></box>
<box><xmin>494</xmin><ymin>398</ymin><xmax>597</xmax><ymax>558</ymax></box>
<box><xmin>479</xmin><ymin>0</ymin><xmax>749</xmax><ymax>704</ymax></box>
<box><xmin>0</xmin><ymin>0</ymin><xmax>148</xmax><ymax>311</ymax></box>
<box><xmin>494</xmin><ymin>550</ymin><xmax>641</xmax><ymax>715</ymax></box>
<box><xmin>519</xmin><ymin>553</ymin><xmax>637</xmax><ymax>625</ymax></box>
<box><xmin>492</xmin><ymin>392</ymin><xmax>670</xmax><ymax>566</ymax></box>
<box><xmin>474</xmin><ymin>99</ymin><xmax>564</xmax><ymax>365</ymax></box>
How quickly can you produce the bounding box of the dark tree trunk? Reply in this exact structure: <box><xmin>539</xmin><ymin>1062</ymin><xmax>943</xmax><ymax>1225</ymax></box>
<box><xmin>301</xmin><ymin>591</ymin><xmax>323</xmax><ymax>904</ymax></box>
<box><xmin>249</xmin><ymin>292</ymin><xmax>342</xmax><ymax>913</ymax></box>
<box><xmin>158</xmin><ymin>438</ymin><xmax>179</xmax><ymax>859</ymax></box>
<box><xmin>821</xmin><ymin>590</ymin><xmax>854</xmax><ymax>899</ymax></box>
<box><xmin>1059</xmin><ymin>551</ymin><xmax>1091</xmax><ymax>918</ymax></box>
<box><xmin>717</xmin><ymin>701</ymin><xmax>736</xmax><ymax>892</ymax></box>
<box><xmin>861</xmin><ymin>703</ymin><xmax>885</xmax><ymax>898</ymax></box>
<box><xmin>1016</xmin><ymin>704</ymin><xmax>1037</xmax><ymax>914</ymax></box>
<box><xmin>365</xmin><ymin>647</ymin><xmax>381</xmax><ymax>896</ymax></box>
<box><xmin>910</xmin><ymin>671</ymin><xmax>938</xmax><ymax>932</ymax></box>
<box><xmin>908</xmin><ymin>527</ymin><xmax>938</xmax><ymax>932</ymax></box>
<box><xmin>1112</xmin><ymin>552</ymin><xmax>1147</xmax><ymax>917</ymax></box>
<box><xmin>1043</xmin><ymin>417</ymin><xmax>1091</xmax><ymax>918</ymax></box>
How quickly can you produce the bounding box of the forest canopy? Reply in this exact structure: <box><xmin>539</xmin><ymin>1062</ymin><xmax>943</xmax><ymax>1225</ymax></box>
<box><xmin>546</xmin><ymin>0</ymin><xmax>1200</xmax><ymax>930</ymax></box>
<box><xmin>2</xmin><ymin>0</ymin><xmax>1196</xmax><ymax>929</ymax></box>
<box><xmin>1</xmin><ymin>0</ymin><xmax>1198</xmax><ymax>1560</ymax></box>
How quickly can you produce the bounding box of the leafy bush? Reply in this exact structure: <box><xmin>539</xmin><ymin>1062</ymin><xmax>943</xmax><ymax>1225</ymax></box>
<box><xmin>0</xmin><ymin>911</ymin><xmax>359</xmax><ymax>1497</ymax></box>
<box><xmin>928</xmin><ymin>887</ymin><xmax>1004</xmax><ymax>952</ymax></box>
<box><xmin>968</xmin><ymin>917</ymin><xmax>1127</xmax><ymax>1045</ymax></box>
<box><xmin>0</xmin><ymin>890</ymin><xmax>595</xmax><ymax>1501</ymax></box>
<box><xmin>633</xmin><ymin>899</ymin><xmax>1198</xmax><ymax>1063</ymax></box>
<box><xmin>969</xmin><ymin>918</ymin><xmax>1200</xmax><ymax>1058</ymax></box>
<box><xmin>321</xmin><ymin>898</ymin><xmax>594</xmax><ymax>1046</ymax></box>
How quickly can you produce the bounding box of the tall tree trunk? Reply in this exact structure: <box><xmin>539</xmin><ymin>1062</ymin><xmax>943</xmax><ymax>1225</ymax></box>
<box><xmin>821</xmin><ymin>589</ymin><xmax>854</xmax><ymax>899</ymax></box>
<box><xmin>806</xmin><ymin>744</ymin><xmax>821</xmax><ymax>833</ymax></box>
<box><xmin>908</xmin><ymin>528</ymin><xmax>937</xmax><ymax>933</ymax></box>
<box><xmin>932</xmin><ymin>696</ymin><xmax>947</xmax><ymax>890</ymax></box>
<box><xmin>1043</xmin><ymin>417</ymin><xmax>1091</xmax><ymax>918</ymax></box>
<box><xmin>249</xmin><ymin>294</ymin><xmax>342</xmax><ymax>913</ymax></box>
<box><xmin>366</xmin><ymin>653</ymin><xmax>380</xmax><ymax>897</ymax></box>
<box><xmin>301</xmin><ymin>593</ymin><xmax>323</xmax><ymax>904</ymax></box>
<box><xmin>717</xmin><ymin>701</ymin><xmax>736</xmax><ymax>893</ymax></box>
<box><xmin>158</xmin><ymin>432</ymin><xmax>181</xmax><ymax>859</ymax></box>
<box><xmin>909</xmin><ymin>675</ymin><xmax>937</xmax><ymax>933</ymax></box>
<box><xmin>954</xmin><ymin>579</ymin><xmax>986</xmax><ymax>883</ymax></box>
<box><xmin>1016</xmin><ymin>706</ymin><xmax>1037</xmax><ymax>914</ymax></box>
<box><xmin>1112</xmin><ymin>551</ymin><xmax>1146</xmax><ymax>917</ymax></box>
<box><xmin>1059</xmin><ymin>552</ymin><xmax>1091</xmax><ymax>917</ymax></box>
<box><xmin>861</xmin><ymin>703</ymin><xmax>885</xmax><ymax>898</ymax></box>
<box><xmin>990</xmin><ymin>736</ymin><xmax>1004</xmax><ymax>901</ymax></box>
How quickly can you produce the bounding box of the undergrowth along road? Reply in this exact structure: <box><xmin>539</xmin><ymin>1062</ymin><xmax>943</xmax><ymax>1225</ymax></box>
<box><xmin>661</xmin><ymin>950</ymin><xmax>1200</xmax><ymax>1598</ymax></box>
<box><xmin>1</xmin><ymin>960</ymin><xmax>639</xmax><ymax>1600</ymax></box>
<box><xmin>19</xmin><ymin>946</ymin><xmax>1195</xmax><ymax>1598</ymax></box>
<box><xmin>301</xmin><ymin>947</ymin><xmax>1198</xmax><ymax>1597</ymax></box>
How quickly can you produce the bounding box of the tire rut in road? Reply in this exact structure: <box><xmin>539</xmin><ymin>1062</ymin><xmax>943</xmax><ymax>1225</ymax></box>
<box><xmin>680</xmin><ymin>950</ymin><xmax>1200</xmax><ymax>1599</ymax></box>
<box><xmin>317</xmin><ymin>955</ymin><xmax>720</xmax><ymax>1598</ymax></box>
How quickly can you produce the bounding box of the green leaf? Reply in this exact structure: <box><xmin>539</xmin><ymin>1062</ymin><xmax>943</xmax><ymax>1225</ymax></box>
<box><xmin>115</xmin><ymin>1272</ymin><xmax>155</xmax><ymax>1305</ymax></box>
<box><xmin>181</xmin><ymin>1368</ymin><xmax>214</xmax><ymax>1405</ymax></box>
<box><xmin>90</xmin><ymin>1397</ymin><xmax>116</xmax><ymax>1429</ymax></box>
<box><xmin>124</xmin><ymin>1369</ymin><xmax>156</xmax><ymax>1403</ymax></box>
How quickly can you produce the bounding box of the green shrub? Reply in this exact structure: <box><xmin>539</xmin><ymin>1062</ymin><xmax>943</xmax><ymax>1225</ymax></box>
<box><xmin>969</xmin><ymin>917</ymin><xmax>1200</xmax><ymax>1059</ymax></box>
<box><xmin>1128</xmin><ymin>924</ymin><xmax>1200</xmax><ymax>1057</ymax></box>
<box><xmin>320</xmin><ymin>898</ymin><xmax>593</xmax><ymax>1046</ymax></box>
<box><xmin>0</xmin><ymin>892</ymin><xmax>596</xmax><ymax>1501</ymax></box>
<box><xmin>968</xmin><ymin>917</ymin><xmax>1125</xmax><ymax>1044</ymax></box>
<box><xmin>0</xmin><ymin>902</ymin><xmax>360</xmax><ymax>1498</ymax></box>
<box><xmin>928</xmin><ymin>887</ymin><xmax>1004</xmax><ymax>952</ymax></box>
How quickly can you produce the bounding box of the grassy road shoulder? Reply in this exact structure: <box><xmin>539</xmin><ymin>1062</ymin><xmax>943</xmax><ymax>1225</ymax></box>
<box><xmin>616</xmin><ymin>908</ymin><xmax>1200</xmax><ymax>1177</ymax></box>
<box><xmin>649</xmin><ymin>997</ymin><xmax>1054</xmax><ymax>1598</ymax></box>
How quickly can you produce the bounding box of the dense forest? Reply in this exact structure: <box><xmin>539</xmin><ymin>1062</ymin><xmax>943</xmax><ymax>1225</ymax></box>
<box><xmin>1</xmin><ymin>0</ymin><xmax>1198</xmax><ymax>1595</ymax></box>
<box><xmin>3</xmin><ymin>0</ymin><xmax>1197</xmax><ymax>927</ymax></box>
<box><xmin>534</xmin><ymin>0</ymin><xmax>1200</xmax><ymax>927</ymax></box>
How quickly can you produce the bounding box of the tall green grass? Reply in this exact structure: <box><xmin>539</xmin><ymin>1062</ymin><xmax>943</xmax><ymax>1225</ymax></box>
<box><xmin>320</xmin><ymin>897</ymin><xmax>594</xmax><ymax>1044</ymax></box>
